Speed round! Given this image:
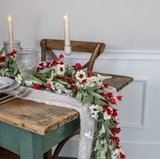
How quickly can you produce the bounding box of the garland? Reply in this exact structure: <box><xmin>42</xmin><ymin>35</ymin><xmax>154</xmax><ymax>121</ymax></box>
<box><xmin>0</xmin><ymin>47</ymin><xmax>125</xmax><ymax>159</ymax></box>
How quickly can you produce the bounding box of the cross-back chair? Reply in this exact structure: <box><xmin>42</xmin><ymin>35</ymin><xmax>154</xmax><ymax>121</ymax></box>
<box><xmin>40</xmin><ymin>39</ymin><xmax>106</xmax><ymax>159</ymax></box>
<box><xmin>40</xmin><ymin>39</ymin><xmax>105</xmax><ymax>71</ymax></box>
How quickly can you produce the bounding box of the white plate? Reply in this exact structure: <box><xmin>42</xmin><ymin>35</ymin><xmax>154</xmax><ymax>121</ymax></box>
<box><xmin>0</xmin><ymin>80</ymin><xmax>20</xmax><ymax>93</ymax></box>
<box><xmin>0</xmin><ymin>77</ymin><xmax>14</xmax><ymax>89</ymax></box>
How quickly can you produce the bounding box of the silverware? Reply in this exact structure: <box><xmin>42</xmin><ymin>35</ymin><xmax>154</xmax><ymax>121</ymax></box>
<box><xmin>0</xmin><ymin>87</ymin><xmax>28</xmax><ymax>101</ymax></box>
<box><xmin>0</xmin><ymin>88</ymin><xmax>33</xmax><ymax>105</ymax></box>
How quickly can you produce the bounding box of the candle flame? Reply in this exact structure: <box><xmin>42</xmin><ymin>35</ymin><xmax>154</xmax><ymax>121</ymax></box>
<box><xmin>66</xmin><ymin>12</ymin><xmax>68</xmax><ymax>16</ymax></box>
<box><xmin>9</xmin><ymin>14</ymin><xmax>11</xmax><ymax>17</ymax></box>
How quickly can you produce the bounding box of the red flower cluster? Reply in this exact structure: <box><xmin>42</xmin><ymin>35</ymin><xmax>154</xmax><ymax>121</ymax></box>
<box><xmin>75</xmin><ymin>63</ymin><xmax>81</xmax><ymax>71</ymax></box>
<box><xmin>6</xmin><ymin>50</ymin><xmax>16</xmax><ymax>57</ymax></box>
<box><xmin>46</xmin><ymin>84</ymin><xmax>51</xmax><ymax>88</ymax></box>
<box><xmin>110</xmin><ymin>127</ymin><xmax>121</xmax><ymax>136</ymax></box>
<box><xmin>59</xmin><ymin>53</ymin><xmax>64</xmax><ymax>59</ymax></box>
<box><xmin>120</xmin><ymin>152</ymin><xmax>126</xmax><ymax>159</ymax></box>
<box><xmin>32</xmin><ymin>84</ymin><xmax>41</xmax><ymax>90</ymax></box>
<box><xmin>88</xmin><ymin>72</ymin><xmax>93</xmax><ymax>77</ymax></box>
<box><xmin>104</xmin><ymin>105</ymin><xmax>112</xmax><ymax>115</ymax></box>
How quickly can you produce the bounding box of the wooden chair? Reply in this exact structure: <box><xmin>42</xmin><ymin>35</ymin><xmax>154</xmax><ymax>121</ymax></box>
<box><xmin>40</xmin><ymin>39</ymin><xmax>105</xmax><ymax>71</ymax></box>
<box><xmin>40</xmin><ymin>39</ymin><xmax>106</xmax><ymax>159</ymax></box>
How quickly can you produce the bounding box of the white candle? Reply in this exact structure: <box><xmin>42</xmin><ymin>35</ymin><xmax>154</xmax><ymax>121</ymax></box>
<box><xmin>63</xmin><ymin>12</ymin><xmax>70</xmax><ymax>46</ymax></box>
<box><xmin>7</xmin><ymin>14</ymin><xmax>14</xmax><ymax>52</ymax></box>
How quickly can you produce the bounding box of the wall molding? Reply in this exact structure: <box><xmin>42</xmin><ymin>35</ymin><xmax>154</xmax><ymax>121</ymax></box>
<box><xmin>120</xmin><ymin>77</ymin><xmax>148</xmax><ymax>129</ymax></box>
<box><xmin>38</xmin><ymin>49</ymin><xmax>160</xmax><ymax>61</ymax></box>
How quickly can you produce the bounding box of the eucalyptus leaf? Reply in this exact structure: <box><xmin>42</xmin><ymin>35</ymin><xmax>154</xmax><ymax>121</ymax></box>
<box><xmin>82</xmin><ymin>95</ymin><xmax>93</xmax><ymax>105</ymax></box>
<box><xmin>88</xmin><ymin>91</ymin><xmax>105</xmax><ymax>100</ymax></box>
<box><xmin>112</xmin><ymin>141</ymin><xmax>117</xmax><ymax>149</ymax></box>
<box><xmin>39</xmin><ymin>67</ymin><xmax>53</xmax><ymax>73</ymax></box>
<box><xmin>105</xmin><ymin>119</ymin><xmax>111</xmax><ymax>128</ymax></box>
<box><xmin>96</xmin><ymin>89</ymin><xmax>105</xmax><ymax>93</ymax></box>
<box><xmin>1</xmin><ymin>68</ymin><xmax>5</xmax><ymax>76</ymax></box>
<box><xmin>95</xmin><ymin>138</ymin><xmax>101</xmax><ymax>151</ymax></box>
<box><xmin>64</xmin><ymin>70</ymin><xmax>73</xmax><ymax>75</ymax></box>
<box><xmin>82</xmin><ymin>91</ymin><xmax>89</xmax><ymax>98</ymax></box>
<box><xmin>94</xmin><ymin>97</ymin><xmax>106</xmax><ymax>106</ymax></box>
<box><xmin>106</xmin><ymin>127</ymin><xmax>113</xmax><ymax>136</ymax></box>
<box><xmin>10</xmin><ymin>62</ymin><xmax>18</xmax><ymax>69</ymax></box>
<box><xmin>32</xmin><ymin>77</ymin><xmax>46</xmax><ymax>86</ymax></box>
<box><xmin>76</xmin><ymin>91</ymin><xmax>82</xmax><ymax>102</ymax></box>
<box><xmin>5</xmin><ymin>68</ymin><xmax>9</xmax><ymax>72</ymax></box>
<box><xmin>0</xmin><ymin>62</ymin><xmax>8</xmax><ymax>67</ymax></box>
<box><xmin>14</xmin><ymin>68</ymin><xmax>18</xmax><ymax>75</ymax></box>
<box><xmin>85</xmin><ymin>86</ymin><xmax>98</xmax><ymax>92</ymax></box>
<box><xmin>0</xmin><ymin>47</ymin><xmax>5</xmax><ymax>56</ymax></box>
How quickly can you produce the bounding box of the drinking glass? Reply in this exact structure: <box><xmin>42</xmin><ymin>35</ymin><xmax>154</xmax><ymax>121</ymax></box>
<box><xmin>3</xmin><ymin>40</ymin><xmax>21</xmax><ymax>55</ymax></box>
<box><xmin>16</xmin><ymin>48</ymin><xmax>39</xmax><ymax>86</ymax></box>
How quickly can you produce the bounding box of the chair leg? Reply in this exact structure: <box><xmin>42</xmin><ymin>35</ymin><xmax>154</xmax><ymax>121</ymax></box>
<box><xmin>44</xmin><ymin>149</ymin><xmax>52</xmax><ymax>159</ymax></box>
<box><xmin>52</xmin><ymin>129</ymin><xmax>80</xmax><ymax>159</ymax></box>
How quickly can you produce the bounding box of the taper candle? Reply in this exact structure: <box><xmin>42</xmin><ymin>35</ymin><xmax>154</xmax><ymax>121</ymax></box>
<box><xmin>63</xmin><ymin>12</ymin><xmax>70</xmax><ymax>47</ymax></box>
<box><xmin>7</xmin><ymin>14</ymin><xmax>14</xmax><ymax>52</ymax></box>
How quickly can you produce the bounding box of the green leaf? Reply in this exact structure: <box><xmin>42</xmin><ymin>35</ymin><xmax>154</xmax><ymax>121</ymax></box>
<box><xmin>90</xmin><ymin>151</ymin><xmax>96</xmax><ymax>159</ymax></box>
<box><xmin>106</xmin><ymin>127</ymin><xmax>113</xmax><ymax>136</ymax></box>
<box><xmin>95</xmin><ymin>138</ymin><xmax>101</xmax><ymax>151</ymax></box>
<box><xmin>14</xmin><ymin>68</ymin><xmax>18</xmax><ymax>75</ymax></box>
<box><xmin>112</xmin><ymin>141</ymin><xmax>117</xmax><ymax>149</ymax></box>
<box><xmin>95</xmin><ymin>119</ymin><xmax>104</xmax><ymax>122</ymax></box>
<box><xmin>76</xmin><ymin>91</ymin><xmax>82</xmax><ymax>102</ymax></box>
<box><xmin>96</xmin><ymin>89</ymin><xmax>105</xmax><ymax>93</ymax></box>
<box><xmin>10</xmin><ymin>62</ymin><xmax>18</xmax><ymax>69</ymax></box>
<box><xmin>105</xmin><ymin>119</ymin><xmax>111</xmax><ymax>128</ymax></box>
<box><xmin>82</xmin><ymin>91</ymin><xmax>89</xmax><ymax>98</ymax></box>
<box><xmin>1</xmin><ymin>68</ymin><xmax>5</xmax><ymax>76</ymax></box>
<box><xmin>5</xmin><ymin>68</ymin><xmax>9</xmax><ymax>72</ymax></box>
<box><xmin>82</xmin><ymin>95</ymin><xmax>93</xmax><ymax>105</ymax></box>
<box><xmin>64</xmin><ymin>70</ymin><xmax>73</xmax><ymax>76</ymax></box>
<box><xmin>32</xmin><ymin>77</ymin><xmax>46</xmax><ymax>86</ymax></box>
<box><xmin>94</xmin><ymin>97</ymin><xmax>106</xmax><ymax>106</ymax></box>
<box><xmin>39</xmin><ymin>67</ymin><xmax>53</xmax><ymax>73</ymax></box>
<box><xmin>88</xmin><ymin>91</ymin><xmax>105</xmax><ymax>100</ymax></box>
<box><xmin>0</xmin><ymin>62</ymin><xmax>8</xmax><ymax>67</ymax></box>
<box><xmin>0</xmin><ymin>47</ymin><xmax>5</xmax><ymax>56</ymax></box>
<box><xmin>85</xmin><ymin>86</ymin><xmax>98</xmax><ymax>92</ymax></box>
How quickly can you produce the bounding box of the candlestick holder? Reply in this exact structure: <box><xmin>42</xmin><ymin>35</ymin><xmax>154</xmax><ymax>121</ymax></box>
<box><xmin>3</xmin><ymin>40</ymin><xmax>21</xmax><ymax>55</ymax></box>
<box><xmin>64</xmin><ymin>46</ymin><xmax>71</xmax><ymax>71</ymax></box>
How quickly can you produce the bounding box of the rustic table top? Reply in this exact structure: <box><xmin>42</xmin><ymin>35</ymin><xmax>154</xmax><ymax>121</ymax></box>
<box><xmin>0</xmin><ymin>73</ymin><xmax>133</xmax><ymax>135</ymax></box>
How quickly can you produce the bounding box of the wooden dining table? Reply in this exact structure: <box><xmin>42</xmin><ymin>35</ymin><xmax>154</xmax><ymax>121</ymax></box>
<box><xmin>0</xmin><ymin>73</ymin><xmax>133</xmax><ymax>159</ymax></box>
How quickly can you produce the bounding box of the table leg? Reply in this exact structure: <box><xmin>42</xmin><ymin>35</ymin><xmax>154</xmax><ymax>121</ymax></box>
<box><xmin>44</xmin><ymin>149</ymin><xmax>52</xmax><ymax>159</ymax></box>
<box><xmin>19</xmin><ymin>128</ymin><xmax>43</xmax><ymax>159</ymax></box>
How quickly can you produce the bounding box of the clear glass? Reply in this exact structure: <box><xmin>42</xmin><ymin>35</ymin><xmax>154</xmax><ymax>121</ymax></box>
<box><xmin>3</xmin><ymin>40</ymin><xmax>21</xmax><ymax>54</ymax></box>
<box><xmin>16</xmin><ymin>48</ymin><xmax>39</xmax><ymax>86</ymax></box>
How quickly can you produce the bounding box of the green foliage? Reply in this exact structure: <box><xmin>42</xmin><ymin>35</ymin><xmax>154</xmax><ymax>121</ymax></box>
<box><xmin>0</xmin><ymin>47</ymin><xmax>5</xmax><ymax>56</ymax></box>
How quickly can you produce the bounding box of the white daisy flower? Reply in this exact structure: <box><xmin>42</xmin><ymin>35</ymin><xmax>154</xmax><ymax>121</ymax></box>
<box><xmin>75</xmin><ymin>70</ymin><xmax>86</xmax><ymax>82</ymax></box>
<box><xmin>100</xmin><ymin>139</ymin><xmax>107</xmax><ymax>145</ymax></box>
<box><xmin>111</xmin><ymin>149</ymin><xmax>120</xmax><ymax>159</ymax></box>
<box><xmin>103</xmin><ymin>111</ymin><xmax>111</xmax><ymax>120</ymax></box>
<box><xmin>56</xmin><ymin>64</ymin><xmax>65</xmax><ymax>74</ymax></box>
<box><xmin>89</xmin><ymin>104</ymin><xmax>101</xmax><ymax>114</ymax></box>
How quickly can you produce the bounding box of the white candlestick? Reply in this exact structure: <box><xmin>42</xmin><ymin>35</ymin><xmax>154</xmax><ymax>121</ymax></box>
<box><xmin>63</xmin><ymin>12</ymin><xmax>70</xmax><ymax>47</ymax></box>
<box><xmin>7</xmin><ymin>14</ymin><xmax>14</xmax><ymax>52</ymax></box>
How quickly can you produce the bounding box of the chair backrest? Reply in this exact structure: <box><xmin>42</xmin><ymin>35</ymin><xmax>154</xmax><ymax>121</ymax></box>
<box><xmin>40</xmin><ymin>39</ymin><xmax>105</xmax><ymax>71</ymax></box>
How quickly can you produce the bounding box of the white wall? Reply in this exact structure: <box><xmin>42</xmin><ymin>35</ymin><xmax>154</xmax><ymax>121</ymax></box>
<box><xmin>1</xmin><ymin>0</ymin><xmax>160</xmax><ymax>159</ymax></box>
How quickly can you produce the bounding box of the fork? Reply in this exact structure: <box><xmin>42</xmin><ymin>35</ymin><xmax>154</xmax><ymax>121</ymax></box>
<box><xmin>0</xmin><ymin>87</ymin><xmax>28</xmax><ymax>101</ymax></box>
<box><xmin>0</xmin><ymin>88</ymin><xmax>33</xmax><ymax>105</ymax></box>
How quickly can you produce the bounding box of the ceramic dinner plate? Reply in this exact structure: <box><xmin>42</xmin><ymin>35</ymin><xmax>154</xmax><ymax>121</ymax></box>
<box><xmin>0</xmin><ymin>77</ymin><xmax>14</xmax><ymax>89</ymax></box>
<box><xmin>0</xmin><ymin>80</ymin><xmax>20</xmax><ymax>93</ymax></box>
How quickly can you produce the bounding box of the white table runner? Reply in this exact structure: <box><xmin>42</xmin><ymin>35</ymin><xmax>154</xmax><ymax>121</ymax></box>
<box><xmin>7</xmin><ymin>85</ymin><xmax>117</xmax><ymax>159</ymax></box>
